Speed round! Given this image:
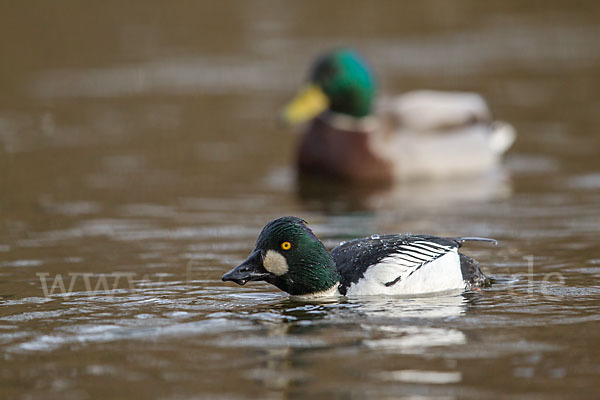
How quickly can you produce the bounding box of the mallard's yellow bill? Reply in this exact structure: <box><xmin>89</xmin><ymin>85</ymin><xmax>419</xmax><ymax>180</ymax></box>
<box><xmin>281</xmin><ymin>84</ymin><xmax>329</xmax><ymax>125</ymax></box>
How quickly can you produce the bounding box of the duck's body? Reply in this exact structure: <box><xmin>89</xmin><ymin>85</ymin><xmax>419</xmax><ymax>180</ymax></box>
<box><xmin>283</xmin><ymin>50</ymin><xmax>516</xmax><ymax>182</ymax></box>
<box><xmin>222</xmin><ymin>217</ymin><xmax>493</xmax><ymax>298</ymax></box>
<box><xmin>331</xmin><ymin>234</ymin><xmax>490</xmax><ymax>296</ymax></box>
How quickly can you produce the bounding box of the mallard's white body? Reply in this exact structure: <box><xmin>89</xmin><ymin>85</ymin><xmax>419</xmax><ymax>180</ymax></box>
<box><xmin>323</xmin><ymin>90</ymin><xmax>516</xmax><ymax>181</ymax></box>
<box><xmin>381</xmin><ymin>90</ymin><xmax>516</xmax><ymax>180</ymax></box>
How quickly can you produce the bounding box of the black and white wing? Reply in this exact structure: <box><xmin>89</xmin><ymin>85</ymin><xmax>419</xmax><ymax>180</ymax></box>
<box><xmin>331</xmin><ymin>234</ymin><xmax>465</xmax><ymax>295</ymax></box>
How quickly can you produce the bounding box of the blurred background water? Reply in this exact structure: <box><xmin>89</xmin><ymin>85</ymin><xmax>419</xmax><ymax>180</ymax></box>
<box><xmin>1</xmin><ymin>1</ymin><xmax>600</xmax><ymax>399</ymax></box>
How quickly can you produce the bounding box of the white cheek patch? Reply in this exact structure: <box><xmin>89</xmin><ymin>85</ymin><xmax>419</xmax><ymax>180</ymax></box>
<box><xmin>263</xmin><ymin>250</ymin><xmax>289</xmax><ymax>276</ymax></box>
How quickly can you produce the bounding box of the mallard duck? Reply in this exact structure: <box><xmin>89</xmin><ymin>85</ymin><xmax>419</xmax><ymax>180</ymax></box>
<box><xmin>282</xmin><ymin>49</ymin><xmax>516</xmax><ymax>182</ymax></box>
<box><xmin>222</xmin><ymin>216</ymin><xmax>495</xmax><ymax>297</ymax></box>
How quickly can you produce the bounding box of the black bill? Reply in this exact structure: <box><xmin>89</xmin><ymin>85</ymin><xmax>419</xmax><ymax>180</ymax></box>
<box><xmin>221</xmin><ymin>250</ymin><xmax>269</xmax><ymax>285</ymax></box>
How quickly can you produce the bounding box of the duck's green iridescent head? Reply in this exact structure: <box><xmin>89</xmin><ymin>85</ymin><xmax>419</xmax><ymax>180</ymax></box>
<box><xmin>282</xmin><ymin>49</ymin><xmax>377</xmax><ymax>123</ymax></box>
<box><xmin>222</xmin><ymin>217</ymin><xmax>340</xmax><ymax>296</ymax></box>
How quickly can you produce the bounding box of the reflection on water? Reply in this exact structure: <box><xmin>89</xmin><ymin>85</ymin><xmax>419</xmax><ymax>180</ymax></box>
<box><xmin>0</xmin><ymin>287</ymin><xmax>468</xmax><ymax>355</ymax></box>
<box><xmin>376</xmin><ymin>369</ymin><xmax>462</xmax><ymax>384</ymax></box>
<box><xmin>2</xmin><ymin>1</ymin><xmax>600</xmax><ymax>399</ymax></box>
<box><xmin>295</xmin><ymin>169</ymin><xmax>512</xmax><ymax>212</ymax></box>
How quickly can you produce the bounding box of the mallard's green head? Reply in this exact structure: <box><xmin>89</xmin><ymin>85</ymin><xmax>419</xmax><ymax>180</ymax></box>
<box><xmin>222</xmin><ymin>216</ymin><xmax>340</xmax><ymax>296</ymax></box>
<box><xmin>282</xmin><ymin>49</ymin><xmax>376</xmax><ymax>124</ymax></box>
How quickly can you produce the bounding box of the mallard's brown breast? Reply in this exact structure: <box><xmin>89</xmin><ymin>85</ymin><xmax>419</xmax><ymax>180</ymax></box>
<box><xmin>297</xmin><ymin>118</ymin><xmax>394</xmax><ymax>182</ymax></box>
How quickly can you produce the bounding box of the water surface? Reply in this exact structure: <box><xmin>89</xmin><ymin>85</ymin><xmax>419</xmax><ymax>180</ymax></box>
<box><xmin>1</xmin><ymin>1</ymin><xmax>600</xmax><ymax>399</ymax></box>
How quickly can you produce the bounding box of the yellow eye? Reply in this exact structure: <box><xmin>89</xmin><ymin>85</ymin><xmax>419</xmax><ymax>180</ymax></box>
<box><xmin>281</xmin><ymin>241</ymin><xmax>292</xmax><ymax>251</ymax></box>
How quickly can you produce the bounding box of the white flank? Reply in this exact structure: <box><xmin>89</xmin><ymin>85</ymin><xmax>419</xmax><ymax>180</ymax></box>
<box><xmin>345</xmin><ymin>249</ymin><xmax>465</xmax><ymax>296</ymax></box>
<box><xmin>262</xmin><ymin>250</ymin><xmax>289</xmax><ymax>276</ymax></box>
<box><xmin>392</xmin><ymin>127</ymin><xmax>500</xmax><ymax>180</ymax></box>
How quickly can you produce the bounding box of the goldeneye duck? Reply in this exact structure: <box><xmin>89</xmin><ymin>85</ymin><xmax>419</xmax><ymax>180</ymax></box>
<box><xmin>222</xmin><ymin>216</ymin><xmax>495</xmax><ymax>297</ymax></box>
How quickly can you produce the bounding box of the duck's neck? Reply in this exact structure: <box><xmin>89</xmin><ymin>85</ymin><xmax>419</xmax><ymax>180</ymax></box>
<box><xmin>320</xmin><ymin>111</ymin><xmax>379</xmax><ymax>133</ymax></box>
<box><xmin>269</xmin><ymin>252</ymin><xmax>341</xmax><ymax>296</ymax></box>
<box><xmin>291</xmin><ymin>282</ymin><xmax>341</xmax><ymax>299</ymax></box>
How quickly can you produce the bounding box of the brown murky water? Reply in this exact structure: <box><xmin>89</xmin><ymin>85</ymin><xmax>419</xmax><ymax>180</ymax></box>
<box><xmin>1</xmin><ymin>1</ymin><xmax>600</xmax><ymax>399</ymax></box>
